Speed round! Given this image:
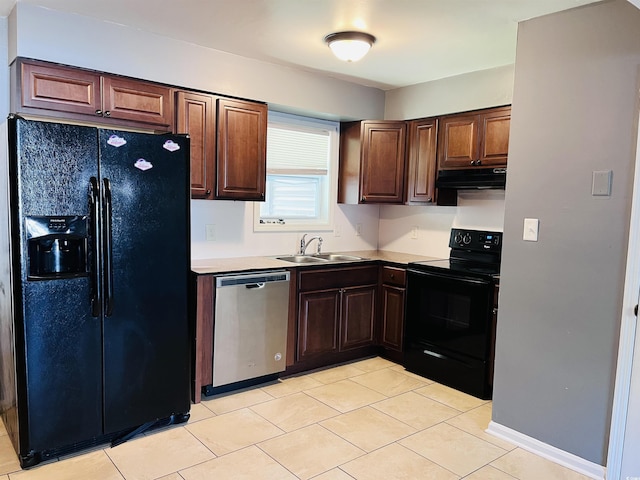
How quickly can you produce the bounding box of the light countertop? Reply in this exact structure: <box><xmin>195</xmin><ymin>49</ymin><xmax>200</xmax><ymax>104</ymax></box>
<box><xmin>191</xmin><ymin>250</ymin><xmax>442</xmax><ymax>275</ymax></box>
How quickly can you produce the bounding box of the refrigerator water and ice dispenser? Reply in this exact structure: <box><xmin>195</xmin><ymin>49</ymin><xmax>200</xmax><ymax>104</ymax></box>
<box><xmin>25</xmin><ymin>215</ymin><xmax>88</xmax><ymax>280</ymax></box>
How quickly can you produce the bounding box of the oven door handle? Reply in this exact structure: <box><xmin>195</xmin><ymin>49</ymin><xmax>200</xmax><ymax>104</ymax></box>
<box><xmin>407</xmin><ymin>268</ymin><xmax>490</xmax><ymax>286</ymax></box>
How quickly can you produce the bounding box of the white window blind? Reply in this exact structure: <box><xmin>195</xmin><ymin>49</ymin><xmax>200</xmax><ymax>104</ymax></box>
<box><xmin>266</xmin><ymin>127</ymin><xmax>329</xmax><ymax>175</ymax></box>
<box><xmin>255</xmin><ymin>113</ymin><xmax>338</xmax><ymax>231</ymax></box>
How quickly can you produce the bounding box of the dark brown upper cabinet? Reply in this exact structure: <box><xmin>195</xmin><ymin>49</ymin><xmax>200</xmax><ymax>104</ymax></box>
<box><xmin>175</xmin><ymin>91</ymin><xmax>216</xmax><ymax>199</ymax></box>
<box><xmin>175</xmin><ymin>93</ymin><xmax>267</xmax><ymax>200</ymax></box>
<box><xmin>216</xmin><ymin>98</ymin><xmax>267</xmax><ymax>201</ymax></box>
<box><xmin>437</xmin><ymin>106</ymin><xmax>511</xmax><ymax>170</ymax></box>
<box><xmin>406</xmin><ymin>118</ymin><xmax>438</xmax><ymax>204</ymax></box>
<box><xmin>338</xmin><ymin>120</ymin><xmax>407</xmax><ymax>204</ymax></box>
<box><xmin>14</xmin><ymin>58</ymin><xmax>174</xmax><ymax>131</ymax></box>
<box><xmin>479</xmin><ymin>106</ymin><xmax>511</xmax><ymax>167</ymax></box>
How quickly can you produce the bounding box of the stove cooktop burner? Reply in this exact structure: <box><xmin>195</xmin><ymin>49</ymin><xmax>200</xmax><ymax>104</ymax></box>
<box><xmin>409</xmin><ymin>258</ymin><xmax>500</xmax><ymax>279</ymax></box>
<box><xmin>408</xmin><ymin>228</ymin><xmax>503</xmax><ymax>279</ymax></box>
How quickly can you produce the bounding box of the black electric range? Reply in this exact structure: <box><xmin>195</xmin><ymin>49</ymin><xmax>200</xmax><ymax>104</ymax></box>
<box><xmin>404</xmin><ymin>228</ymin><xmax>502</xmax><ymax>399</ymax></box>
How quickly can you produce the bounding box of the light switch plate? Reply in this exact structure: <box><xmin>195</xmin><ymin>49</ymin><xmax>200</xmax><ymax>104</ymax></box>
<box><xmin>592</xmin><ymin>170</ymin><xmax>612</xmax><ymax>196</ymax></box>
<box><xmin>523</xmin><ymin>218</ymin><xmax>539</xmax><ymax>242</ymax></box>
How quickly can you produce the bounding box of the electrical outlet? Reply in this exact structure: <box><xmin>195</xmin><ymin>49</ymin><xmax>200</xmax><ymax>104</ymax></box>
<box><xmin>411</xmin><ymin>226</ymin><xmax>419</xmax><ymax>239</ymax></box>
<box><xmin>334</xmin><ymin>223</ymin><xmax>342</xmax><ymax>237</ymax></box>
<box><xmin>355</xmin><ymin>223</ymin><xmax>362</xmax><ymax>236</ymax></box>
<box><xmin>205</xmin><ymin>224</ymin><xmax>216</xmax><ymax>241</ymax></box>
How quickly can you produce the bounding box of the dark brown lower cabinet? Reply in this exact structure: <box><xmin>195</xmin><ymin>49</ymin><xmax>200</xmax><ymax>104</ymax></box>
<box><xmin>341</xmin><ymin>286</ymin><xmax>376</xmax><ymax>350</ymax></box>
<box><xmin>192</xmin><ymin>274</ymin><xmax>215</xmax><ymax>404</ymax></box>
<box><xmin>379</xmin><ymin>266</ymin><xmax>407</xmax><ymax>363</ymax></box>
<box><xmin>297</xmin><ymin>290</ymin><xmax>340</xmax><ymax>361</ymax></box>
<box><xmin>381</xmin><ymin>284</ymin><xmax>405</xmax><ymax>349</ymax></box>
<box><xmin>295</xmin><ymin>265</ymin><xmax>378</xmax><ymax>369</ymax></box>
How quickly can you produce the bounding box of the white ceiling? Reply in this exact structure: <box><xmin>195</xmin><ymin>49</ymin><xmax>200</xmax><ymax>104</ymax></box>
<box><xmin>0</xmin><ymin>0</ymin><xmax>601</xmax><ymax>90</ymax></box>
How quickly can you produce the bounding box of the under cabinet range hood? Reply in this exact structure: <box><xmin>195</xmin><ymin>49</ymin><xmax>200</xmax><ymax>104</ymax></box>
<box><xmin>436</xmin><ymin>167</ymin><xmax>507</xmax><ymax>189</ymax></box>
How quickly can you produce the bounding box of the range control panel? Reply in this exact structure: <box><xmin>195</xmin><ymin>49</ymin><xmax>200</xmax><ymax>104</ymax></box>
<box><xmin>449</xmin><ymin>229</ymin><xmax>502</xmax><ymax>252</ymax></box>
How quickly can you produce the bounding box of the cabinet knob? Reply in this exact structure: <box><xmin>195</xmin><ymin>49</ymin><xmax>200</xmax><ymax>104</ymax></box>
<box><xmin>205</xmin><ymin>189</ymin><xmax>211</xmax><ymax>195</ymax></box>
<box><xmin>104</xmin><ymin>111</ymin><xmax>111</xmax><ymax>117</ymax></box>
<box><xmin>470</xmin><ymin>160</ymin><xmax>476</xmax><ymax>165</ymax></box>
<box><xmin>477</xmin><ymin>160</ymin><xmax>482</xmax><ymax>166</ymax></box>
<box><xmin>390</xmin><ymin>274</ymin><xmax>395</xmax><ymax>279</ymax></box>
<box><xmin>95</xmin><ymin>109</ymin><xmax>103</xmax><ymax>116</ymax></box>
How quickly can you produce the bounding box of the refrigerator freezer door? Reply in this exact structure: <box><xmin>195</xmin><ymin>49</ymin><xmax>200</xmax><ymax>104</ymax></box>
<box><xmin>98</xmin><ymin>130</ymin><xmax>190</xmax><ymax>434</ymax></box>
<box><xmin>10</xmin><ymin>118</ymin><xmax>103</xmax><ymax>453</ymax></box>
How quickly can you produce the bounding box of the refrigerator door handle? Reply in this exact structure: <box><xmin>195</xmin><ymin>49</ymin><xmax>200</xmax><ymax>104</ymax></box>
<box><xmin>103</xmin><ymin>178</ymin><xmax>114</xmax><ymax>317</ymax></box>
<box><xmin>89</xmin><ymin>177</ymin><xmax>102</xmax><ymax>317</ymax></box>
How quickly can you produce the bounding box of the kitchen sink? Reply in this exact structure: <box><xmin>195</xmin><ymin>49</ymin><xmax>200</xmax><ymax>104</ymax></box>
<box><xmin>276</xmin><ymin>253</ymin><xmax>368</xmax><ymax>264</ymax></box>
<box><xmin>276</xmin><ymin>255</ymin><xmax>329</xmax><ymax>264</ymax></box>
<box><xmin>313</xmin><ymin>254</ymin><xmax>367</xmax><ymax>262</ymax></box>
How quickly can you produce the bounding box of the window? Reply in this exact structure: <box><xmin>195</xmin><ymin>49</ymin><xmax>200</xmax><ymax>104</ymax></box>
<box><xmin>254</xmin><ymin>112</ymin><xmax>339</xmax><ymax>232</ymax></box>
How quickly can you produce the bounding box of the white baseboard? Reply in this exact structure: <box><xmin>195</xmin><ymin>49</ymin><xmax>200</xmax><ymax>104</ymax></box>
<box><xmin>486</xmin><ymin>421</ymin><xmax>606</xmax><ymax>480</ymax></box>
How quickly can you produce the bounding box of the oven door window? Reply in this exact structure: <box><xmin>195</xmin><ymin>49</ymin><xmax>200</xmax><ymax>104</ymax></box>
<box><xmin>406</xmin><ymin>270</ymin><xmax>491</xmax><ymax>360</ymax></box>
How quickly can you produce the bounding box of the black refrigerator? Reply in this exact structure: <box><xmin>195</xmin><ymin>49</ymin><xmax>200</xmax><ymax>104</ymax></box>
<box><xmin>0</xmin><ymin>116</ymin><xmax>191</xmax><ymax>468</ymax></box>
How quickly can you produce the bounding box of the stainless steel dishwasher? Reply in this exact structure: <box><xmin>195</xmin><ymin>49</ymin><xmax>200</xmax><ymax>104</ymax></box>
<box><xmin>212</xmin><ymin>270</ymin><xmax>290</xmax><ymax>390</ymax></box>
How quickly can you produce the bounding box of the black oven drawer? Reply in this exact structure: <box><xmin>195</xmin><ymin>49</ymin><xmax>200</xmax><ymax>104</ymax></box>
<box><xmin>404</xmin><ymin>342</ymin><xmax>491</xmax><ymax>399</ymax></box>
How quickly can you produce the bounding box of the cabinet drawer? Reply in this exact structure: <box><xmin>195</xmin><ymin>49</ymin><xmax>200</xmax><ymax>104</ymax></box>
<box><xmin>381</xmin><ymin>266</ymin><xmax>406</xmax><ymax>287</ymax></box>
<box><xmin>298</xmin><ymin>265</ymin><xmax>378</xmax><ymax>292</ymax></box>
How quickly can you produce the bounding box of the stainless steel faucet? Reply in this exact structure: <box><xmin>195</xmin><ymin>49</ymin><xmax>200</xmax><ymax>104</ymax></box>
<box><xmin>299</xmin><ymin>234</ymin><xmax>323</xmax><ymax>255</ymax></box>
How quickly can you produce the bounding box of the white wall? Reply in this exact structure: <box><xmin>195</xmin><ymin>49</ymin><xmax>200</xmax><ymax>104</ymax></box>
<box><xmin>384</xmin><ymin>65</ymin><xmax>514</xmax><ymax>120</ymax></box>
<box><xmin>378</xmin><ymin>191</ymin><xmax>506</xmax><ymax>258</ymax></box>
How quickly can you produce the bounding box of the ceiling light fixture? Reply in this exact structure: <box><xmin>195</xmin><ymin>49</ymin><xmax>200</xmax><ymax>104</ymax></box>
<box><xmin>324</xmin><ymin>31</ymin><xmax>376</xmax><ymax>62</ymax></box>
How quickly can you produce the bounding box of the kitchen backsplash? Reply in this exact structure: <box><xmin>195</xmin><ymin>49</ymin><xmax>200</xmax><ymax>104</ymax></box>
<box><xmin>378</xmin><ymin>190</ymin><xmax>506</xmax><ymax>258</ymax></box>
<box><xmin>190</xmin><ymin>190</ymin><xmax>505</xmax><ymax>260</ymax></box>
<box><xmin>190</xmin><ymin>201</ymin><xmax>380</xmax><ymax>259</ymax></box>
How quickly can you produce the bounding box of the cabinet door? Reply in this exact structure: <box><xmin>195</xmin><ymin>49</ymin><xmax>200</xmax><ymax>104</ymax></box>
<box><xmin>297</xmin><ymin>290</ymin><xmax>340</xmax><ymax>361</ymax></box>
<box><xmin>381</xmin><ymin>284</ymin><xmax>405</xmax><ymax>351</ymax></box>
<box><xmin>437</xmin><ymin>114</ymin><xmax>480</xmax><ymax>170</ymax></box>
<box><xmin>340</xmin><ymin>285</ymin><xmax>376</xmax><ymax>351</ymax></box>
<box><xmin>360</xmin><ymin>121</ymin><xmax>406</xmax><ymax>203</ymax></box>
<box><xmin>102</xmin><ymin>76</ymin><xmax>173</xmax><ymax>130</ymax></box>
<box><xmin>216</xmin><ymin>98</ymin><xmax>267</xmax><ymax>200</ymax></box>
<box><xmin>407</xmin><ymin>118</ymin><xmax>437</xmax><ymax>203</ymax></box>
<box><xmin>176</xmin><ymin>91</ymin><xmax>215</xmax><ymax>199</ymax></box>
<box><xmin>20</xmin><ymin>60</ymin><xmax>102</xmax><ymax>116</ymax></box>
<box><xmin>479</xmin><ymin>107</ymin><xmax>510</xmax><ymax>167</ymax></box>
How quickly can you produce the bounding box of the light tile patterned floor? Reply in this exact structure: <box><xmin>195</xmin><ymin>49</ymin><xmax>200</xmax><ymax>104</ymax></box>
<box><xmin>0</xmin><ymin>357</ymin><xmax>594</xmax><ymax>480</ymax></box>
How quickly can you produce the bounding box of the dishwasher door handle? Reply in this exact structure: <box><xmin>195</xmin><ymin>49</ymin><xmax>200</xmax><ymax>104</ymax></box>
<box><xmin>216</xmin><ymin>270</ymin><xmax>290</xmax><ymax>288</ymax></box>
